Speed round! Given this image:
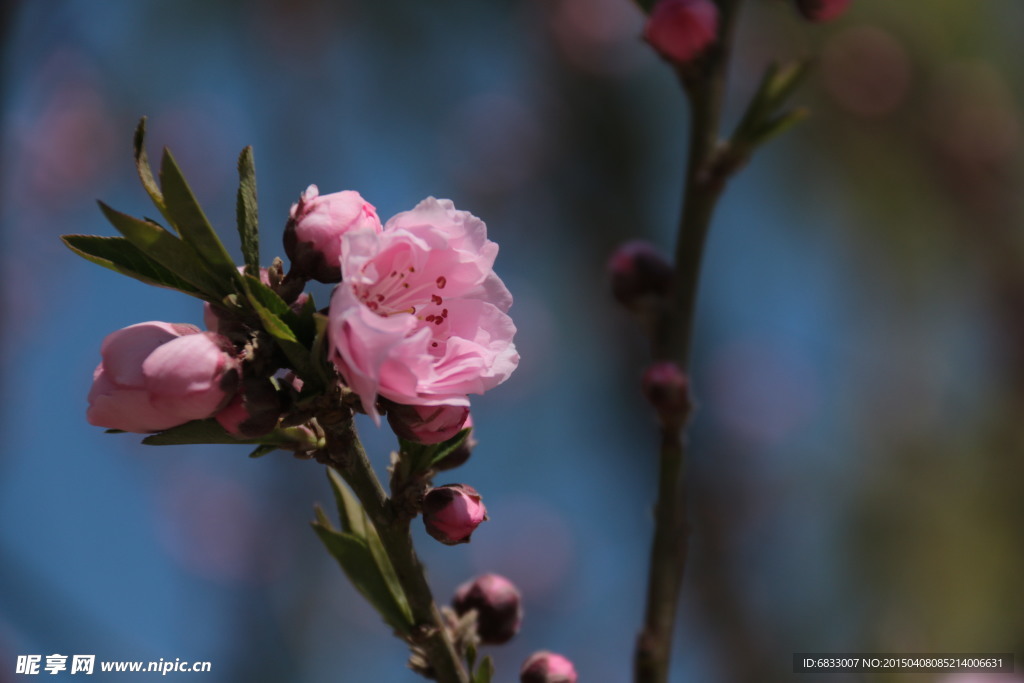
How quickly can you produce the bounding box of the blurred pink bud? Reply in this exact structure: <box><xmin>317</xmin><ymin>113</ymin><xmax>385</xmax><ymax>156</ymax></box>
<box><xmin>642</xmin><ymin>361</ymin><xmax>691</xmax><ymax>427</ymax></box>
<box><xmin>87</xmin><ymin>322</ymin><xmax>238</xmax><ymax>433</ymax></box>
<box><xmin>520</xmin><ymin>651</ymin><xmax>578</xmax><ymax>683</ymax></box>
<box><xmin>284</xmin><ymin>185</ymin><xmax>382</xmax><ymax>283</ymax></box>
<box><xmin>795</xmin><ymin>0</ymin><xmax>852</xmax><ymax>22</ymax></box>
<box><xmin>422</xmin><ymin>484</ymin><xmax>487</xmax><ymax>545</ymax></box>
<box><xmin>452</xmin><ymin>573</ymin><xmax>523</xmax><ymax>644</ymax></box>
<box><xmin>434</xmin><ymin>414</ymin><xmax>477</xmax><ymax>471</ymax></box>
<box><xmin>387</xmin><ymin>403</ymin><xmax>470</xmax><ymax>445</ymax></box>
<box><xmin>608</xmin><ymin>240</ymin><xmax>673</xmax><ymax>310</ymax></box>
<box><xmin>643</xmin><ymin>0</ymin><xmax>718</xmax><ymax>64</ymax></box>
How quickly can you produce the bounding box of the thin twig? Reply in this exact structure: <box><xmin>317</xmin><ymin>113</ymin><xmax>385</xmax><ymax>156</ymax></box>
<box><xmin>635</xmin><ymin>2</ymin><xmax>744</xmax><ymax>682</ymax></box>
<box><xmin>319</xmin><ymin>416</ymin><xmax>470</xmax><ymax>683</ymax></box>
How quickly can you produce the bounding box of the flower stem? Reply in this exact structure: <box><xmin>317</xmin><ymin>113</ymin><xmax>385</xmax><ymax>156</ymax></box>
<box><xmin>320</xmin><ymin>416</ymin><xmax>470</xmax><ymax>683</ymax></box>
<box><xmin>636</xmin><ymin>2</ymin><xmax>743</xmax><ymax>682</ymax></box>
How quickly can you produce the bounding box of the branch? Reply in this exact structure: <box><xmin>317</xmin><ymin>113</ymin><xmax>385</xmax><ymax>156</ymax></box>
<box><xmin>319</xmin><ymin>415</ymin><xmax>470</xmax><ymax>683</ymax></box>
<box><xmin>635</xmin><ymin>2</ymin><xmax>745</xmax><ymax>682</ymax></box>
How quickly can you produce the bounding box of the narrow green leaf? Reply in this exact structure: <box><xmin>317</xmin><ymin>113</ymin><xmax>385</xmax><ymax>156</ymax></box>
<box><xmin>248</xmin><ymin>444</ymin><xmax>279</xmax><ymax>458</ymax></box>
<box><xmin>398</xmin><ymin>428</ymin><xmax>471</xmax><ymax>475</ymax></box>
<box><xmin>235</xmin><ymin>146</ymin><xmax>260</xmax><ymax>275</ymax></box>
<box><xmin>473</xmin><ymin>656</ymin><xmax>495</xmax><ymax>683</ymax></box>
<box><xmin>132</xmin><ymin>117</ymin><xmax>168</xmax><ymax>217</ymax></box>
<box><xmin>159</xmin><ymin>149</ymin><xmax>241</xmax><ymax>282</ymax></box>
<box><xmin>141</xmin><ymin>419</ymin><xmax>283</xmax><ymax>446</ymax></box>
<box><xmin>465</xmin><ymin>642</ymin><xmax>478</xmax><ymax>674</ymax></box>
<box><xmin>362</xmin><ymin>510</ymin><xmax>413</xmax><ymax>627</ymax></box>
<box><xmin>311</xmin><ymin>523</ymin><xmax>414</xmax><ymax>634</ymax></box>
<box><xmin>326</xmin><ymin>468</ymin><xmax>367</xmax><ymax>538</ymax></box>
<box><xmin>749</xmin><ymin>108</ymin><xmax>810</xmax><ymax>146</ymax></box>
<box><xmin>61</xmin><ymin>234</ymin><xmax>203</xmax><ymax>296</ymax></box>
<box><xmin>762</xmin><ymin>60</ymin><xmax>810</xmax><ymax>112</ymax></box>
<box><xmin>423</xmin><ymin>429</ymin><xmax>470</xmax><ymax>470</ymax></box>
<box><xmin>732</xmin><ymin>60</ymin><xmax>810</xmax><ymax>149</ymax></box>
<box><xmin>313</xmin><ymin>504</ymin><xmax>332</xmax><ymax>529</ymax></box>
<box><xmin>98</xmin><ymin>202</ymin><xmax>232</xmax><ymax>299</ymax></box>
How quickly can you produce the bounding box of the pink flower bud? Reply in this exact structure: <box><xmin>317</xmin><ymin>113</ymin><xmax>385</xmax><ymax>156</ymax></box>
<box><xmin>795</xmin><ymin>0</ymin><xmax>852</xmax><ymax>22</ymax></box>
<box><xmin>87</xmin><ymin>322</ymin><xmax>239</xmax><ymax>433</ymax></box>
<box><xmin>452</xmin><ymin>573</ymin><xmax>523</xmax><ymax>645</ymax></box>
<box><xmin>643</xmin><ymin>0</ymin><xmax>719</xmax><ymax>64</ymax></box>
<box><xmin>387</xmin><ymin>403</ymin><xmax>470</xmax><ymax>445</ymax></box>
<box><xmin>520</xmin><ymin>651</ymin><xmax>578</xmax><ymax>683</ymax></box>
<box><xmin>284</xmin><ymin>185</ymin><xmax>382</xmax><ymax>283</ymax></box>
<box><xmin>642</xmin><ymin>361</ymin><xmax>691</xmax><ymax>427</ymax></box>
<box><xmin>422</xmin><ymin>484</ymin><xmax>487</xmax><ymax>545</ymax></box>
<box><xmin>434</xmin><ymin>414</ymin><xmax>477</xmax><ymax>471</ymax></box>
<box><xmin>608</xmin><ymin>241</ymin><xmax>673</xmax><ymax>311</ymax></box>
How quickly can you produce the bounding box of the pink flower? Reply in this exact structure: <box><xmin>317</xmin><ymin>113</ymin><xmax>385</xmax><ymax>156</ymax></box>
<box><xmin>452</xmin><ymin>573</ymin><xmax>523</xmax><ymax>644</ymax></box>
<box><xmin>327</xmin><ymin>197</ymin><xmax>518</xmax><ymax>420</ymax></box>
<box><xmin>386</xmin><ymin>403</ymin><xmax>470</xmax><ymax>445</ymax></box>
<box><xmin>284</xmin><ymin>185</ymin><xmax>383</xmax><ymax>282</ymax></box>
<box><xmin>520</xmin><ymin>651</ymin><xmax>578</xmax><ymax>683</ymax></box>
<box><xmin>644</xmin><ymin>0</ymin><xmax>719</xmax><ymax>64</ymax></box>
<box><xmin>87</xmin><ymin>322</ymin><xmax>238</xmax><ymax>433</ymax></box>
<box><xmin>795</xmin><ymin>0</ymin><xmax>852</xmax><ymax>22</ymax></box>
<box><xmin>421</xmin><ymin>484</ymin><xmax>487</xmax><ymax>545</ymax></box>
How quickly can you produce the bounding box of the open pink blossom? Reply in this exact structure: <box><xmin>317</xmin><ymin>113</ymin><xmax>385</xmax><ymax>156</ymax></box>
<box><xmin>87</xmin><ymin>322</ymin><xmax>238</xmax><ymax>433</ymax></box>
<box><xmin>327</xmin><ymin>197</ymin><xmax>518</xmax><ymax>420</ymax></box>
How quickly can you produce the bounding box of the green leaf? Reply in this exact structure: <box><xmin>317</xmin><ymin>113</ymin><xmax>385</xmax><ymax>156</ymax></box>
<box><xmin>97</xmin><ymin>202</ymin><xmax>232</xmax><ymax>299</ymax></box>
<box><xmin>326</xmin><ymin>468</ymin><xmax>367</xmax><ymax>538</ymax></box>
<box><xmin>248</xmin><ymin>444</ymin><xmax>279</xmax><ymax>458</ymax></box>
<box><xmin>634</xmin><ymin>0</ymin><xmax>655</xmax><ymax>14</ymax></box>
<box><xmin>159</xmin><ymin>149</ymin><xmax>241</xmax><ymax>283</ymax></box>
<box><xmin>240</xmin><ymin>274</ymin><xmax>323</xmax><ymax>384</ymax></box>
<box><xmin>398</xmin><ymin>428</ymin><xmax>471</xmax><ymax>475</ymax></box>
<box><xmin>311</xmin><ymin>521</ymin><xmax>414</xmax><ymax>634</ymax></box>
<box><xmin>235</xmin><ymin>146</ymin><xmax>260</xmax><ymax>275</ymax></box>
<box><xmin>749</xmin><ymin>108</ymin><xmax>810</xmax><ymax>146</ymax></box>
<box><xmin>141</xmin><ymin>419</ymin><xmax>283</xmax><ymax>446</ymax></box>
<box><xmin>732</xmin><ymin>60</ymin><xmax>810</xmax><ymax>149</ymax></box>
<box><xmin>61</xmin><ymin>234</ymin><xmax>203</xmax><ymax>296</ymax></box>
<box><xmin>133</xmin><ymin>117</ymin><xmax>168</xmax><ymax>218</ymax></box>
<box><xmin>472</xmin><ymin>656</ymin><xmax>494</xmax><ymax>683</ymax></box>
<box><xmin>361</xmin><ymin>509</ymin><xmax>413</xmax><ymax>627</ymax></box>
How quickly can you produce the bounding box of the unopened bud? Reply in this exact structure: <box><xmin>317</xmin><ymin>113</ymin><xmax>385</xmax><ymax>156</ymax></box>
<box><xmin>643</xmin><ymin>0</ymin><xmax>719</xmax><ymax>64</ymax></box>
<box><xmin>795</xmin><ymin>0</ymin><xmax>852</xmax><ymax>22</ymax></box>
<box><xmin>284</xmin><ymin>185</ymin><xmax>382</xmax><ymax>283</ymax></box>
<box><xmin>422</xmin><ymin>484</ymin><xmax>487</xmax><ymax>545</ymax></box>
<box><xmin>520</xmin><ymin>651</ymin><xmax>578</xmax><ymax>683</ymax></box>
<box><xmin>452</xmin><ymin>573</ymin><xmax>523</xmax><ymax>645</ymax></box>
<box><xmin>642</xmin><ymin>361</ymin><xmax>691</xmax><ymax>427</ymax></box>
<box><xmin>87</xmin><ymin>322</ymin><xmax>239</xmax><ymax>433</ymax></box>
<box><xmin>387</xmin><ymin>403</ymin><xmax>470</xmax><ymax>445</ymax></box>
<box><xmin>608</xmin><ymin>241</ymin><xmax>673</xmax><ymax>311</ymax></box>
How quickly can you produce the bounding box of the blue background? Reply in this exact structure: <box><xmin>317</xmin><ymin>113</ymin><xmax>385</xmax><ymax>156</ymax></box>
<box><xmin>2</xmin><ymin>1</ymin><xmax>1024</xmax><ymax>681</ymax></box>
